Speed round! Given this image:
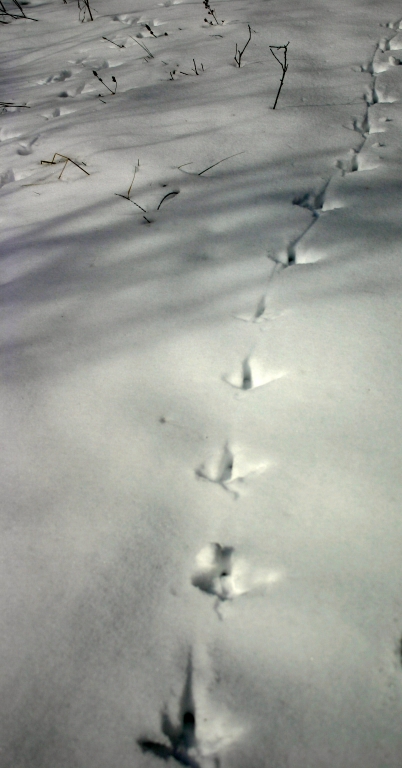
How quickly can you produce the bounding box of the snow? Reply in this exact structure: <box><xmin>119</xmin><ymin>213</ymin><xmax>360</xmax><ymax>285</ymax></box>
<box><xmin>1</xmin><ymin>0</ymin><xmax>402</xmax><ymax>765</ymax></box>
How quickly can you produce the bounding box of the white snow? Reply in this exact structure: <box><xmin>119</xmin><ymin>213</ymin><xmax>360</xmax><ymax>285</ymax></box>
<box><xmin>1</xmin><ymin>0</ymin><xmax>402</xmax><ymax>765</ymax></box>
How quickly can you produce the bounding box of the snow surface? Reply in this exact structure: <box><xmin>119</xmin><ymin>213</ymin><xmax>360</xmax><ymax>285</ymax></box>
<box><xmin>1</xmin><ymin>0</ymin><xmax>402</xmax><ymax>765</ymax></box>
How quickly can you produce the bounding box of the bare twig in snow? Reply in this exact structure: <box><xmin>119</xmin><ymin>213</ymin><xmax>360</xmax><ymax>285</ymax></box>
<box><xmin>234</xmin><ymin>25</ymin><xmax>252</xmax><ymax>67</ymax></box>
<box><xmin>270</xmin><ymin>42</ymin><xmax>289</xmax><ymax>109</ymax></box>
<box><xmin>0</xmin><ymin>0</ymin><xmax>37</xmax><ymax>20</ymax></box>
<box><xmin>77</xmin><ymin>0</ymin><xmax>93</xmax><ymax>22</ymax></box>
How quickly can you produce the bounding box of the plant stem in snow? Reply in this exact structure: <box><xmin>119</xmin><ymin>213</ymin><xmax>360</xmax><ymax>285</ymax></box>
<box><xmin>77</xmin><ymin>0</ymin><xmax>93</xmax><ymax>22</ymax></box>
<box><xmin>40</xmin><ymin>153</ymin><xmax>90</xmax><ymax>179</ymax></box>
<box><xmin>129</xmin><ymin>36</ymin><xmax>154</xmax><ymax>58</ymax></box>
<box><xmin>270</xmin><ymin>42</ymin><xmax>289</xmax><ymax>109</ymax></box>
<box><xmin>198</xmin><ymin>151</ymin><xmax>245</xmax><ymax>175</ymax></box>
<box><xmin>157</xmin><ymin>191</ymin><xmax>179</xmax><ymax>210</ymax></box>
<box><xmin>234</xmin><ymin>25</ymin><xmax>252</xmax><ymax>67</ymax></box>
<box><xmin>0</xmin><ymin>0</ymin><xmax>37</xmax><ymax>20</ymax></box>
<box><xmin>93</xmin><ymin>71</ymin><xmax>117</xmax><ymax>94</ymax></box>
<box><xmin>102</xmin><ymin>36</ymin><xmax>125</xmax><ymax>48</ymax></box>
<box><xmin>114</xmin><ymin>163</ymin><xmax>146</xmax><ymax>212</ymax></box>
<box><xmin>203</xmin><ymin>0</ymin><xmax>222</xmax><ymax>25</ymax></box>
<box><xmin>0</xmin><ymin>101</ymin><xmax>30</xmax><ymax>108</ymax></box>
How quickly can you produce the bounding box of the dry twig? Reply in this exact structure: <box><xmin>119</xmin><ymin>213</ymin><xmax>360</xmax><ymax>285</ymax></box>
<box><xmin>270</xmin><ymin>42</ymin><xmax>289</xmax><ymax>109</ymax></box>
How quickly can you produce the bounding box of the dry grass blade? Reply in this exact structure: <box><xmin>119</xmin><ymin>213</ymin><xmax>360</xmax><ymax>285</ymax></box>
<box><xmin>40</xmin><ymin>153</ymin><xmax>90</xmax><ymax>179</ymax></box>
<box><xmin>198</xmin><ymin>151</ymin><xmax>245</xmax><ymax>176</ymax></box>
<box><xmin>129</xmin><ymin>36</ymin><xmax>154</xmax><ymax>58</ymax></box>
<box><xmin>157</xmin><ymin>191</ymin><xmax>179</xmax><ymax>210</ymax></box>
<box><xmin>115</xmin><ymin>195</ymin><xmax>147</xmax><ymax>212</ymax></box>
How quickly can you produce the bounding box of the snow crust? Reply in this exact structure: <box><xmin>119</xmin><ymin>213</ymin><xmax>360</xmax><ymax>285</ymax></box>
<box><xmin>1</xmin><ymin>0</ymin><xmax>402</xmax><ymax>765</ymax></box>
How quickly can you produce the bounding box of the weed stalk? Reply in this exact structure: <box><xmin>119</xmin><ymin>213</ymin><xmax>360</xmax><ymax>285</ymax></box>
<box><xmin>270</xmin><ymin>42</ymin><xmax>289</xmax><ymax>109</ymax></box>
<box><xmin>234</xmin><ymin>24</ymin><xmax>252</xmax><ymax>67</ymax></box>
